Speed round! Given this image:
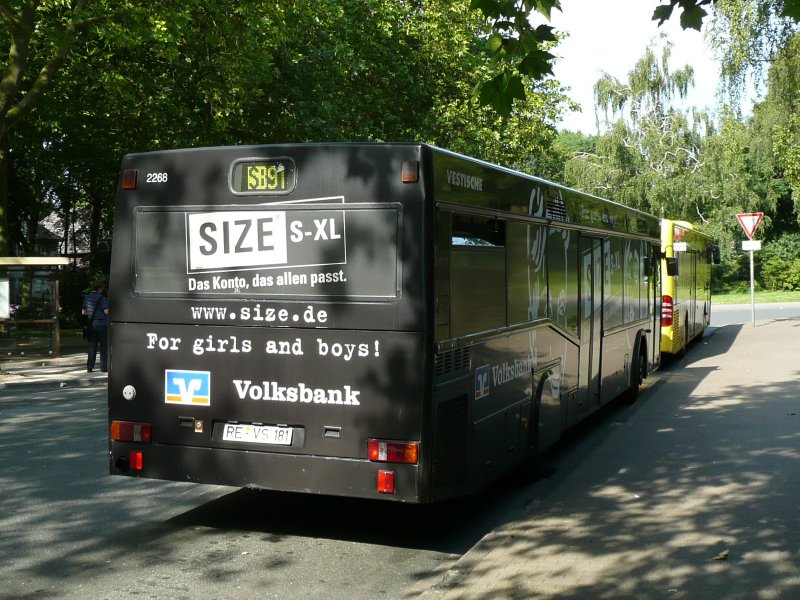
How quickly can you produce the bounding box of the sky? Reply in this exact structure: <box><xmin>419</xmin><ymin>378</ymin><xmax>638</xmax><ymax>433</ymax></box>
<box><xmin>546</xmin><ymin>0</ymin><xmax>721</xmax><ymax>133</ymax></box>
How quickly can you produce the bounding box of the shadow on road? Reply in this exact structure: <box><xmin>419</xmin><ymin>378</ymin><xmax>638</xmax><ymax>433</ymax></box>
<box><xmin>425</xmin><ymin>320</ymin><xmax>800</xmax><ymax>599</ymax></box>
<box><xmin>9</xmin><ymin>321</ymin><xmax>796</xmax><ymax>600</ymax></box>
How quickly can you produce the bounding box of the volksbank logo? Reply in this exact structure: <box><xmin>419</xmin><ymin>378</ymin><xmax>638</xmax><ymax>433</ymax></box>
<box><xmin>474</xmin><ymin>365</ymin><xmax>490</xmax><ymax>400</ymax></box>
<box><xmin>165</xmin><ymin>369</ymin><xmax>211</xmax><ymax>406</ymax></box>
<box><xmin>232</xmin><ymin>379</ymin><xmax>360</xmax><ymax>405</ymax></box>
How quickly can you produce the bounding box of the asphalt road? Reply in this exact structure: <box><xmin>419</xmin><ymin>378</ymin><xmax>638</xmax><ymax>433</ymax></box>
<box><xmin>5</xmin><ymin>305</ymin><xmax>789</xmax><ymax>599</ymax></box>
<box><xmin>710</xmin><ymin>301</ymin><xmax>800</xmax><ymax>327</ymax></box>
<box><xmin>1</xmin><ymin>377</ymin><xmax>588</xmax><ymax>600</ymax></box>
<box><xmin>0</xmin><ymin>380</ymin><xmax>454</xmax><ymax>599</ymax></box>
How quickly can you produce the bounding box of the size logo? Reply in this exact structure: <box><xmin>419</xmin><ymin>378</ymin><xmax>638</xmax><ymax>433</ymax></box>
<box><xmin>186</xmin><ymin>211</ymin><xmax>289</xmax><ymax>272</ymax></box>
<box><xmin>185</xmin><ymin>206</ymin><xmax>348</xmax><ymax>275</ymax></box>
<box><xmin>165</xmin><ymin>369</ymin><xmax>211</xmax><ymax>406</ymax></box>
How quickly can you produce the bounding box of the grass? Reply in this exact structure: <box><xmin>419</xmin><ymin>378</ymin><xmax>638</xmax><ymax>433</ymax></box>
<box><xmin>712</xmin><ymin>289</ymin><xmax>800</xmax><ymax>304</ymax></box>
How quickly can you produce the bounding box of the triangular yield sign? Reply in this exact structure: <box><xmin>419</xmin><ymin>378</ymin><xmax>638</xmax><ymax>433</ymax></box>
<box><xmin>737</xmin><ymin>212</ymin><xmax>763</xmax><ymax>240</ymax></box>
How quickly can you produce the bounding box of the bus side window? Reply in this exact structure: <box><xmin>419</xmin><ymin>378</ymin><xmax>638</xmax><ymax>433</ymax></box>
<box><xmin>450</xmin><ymin>215</ymin><xmax>506</xmax><ymax>337</ymax></box>
<box><xmin>604</xmin><ymin>237</ymin><xmax>624</xmax><ymax>329</ymax></box>
<box><xmin>544</xmin><ymin>227</ymin><xmax>578</xmax><ymax>336</ymax></box>
<box><xmin>624</xmin><ymin>238</ymin><xmax>641</xmax><ymax>324</ymax></box>
<box><xmin>508</xmin><ymin>221</ymin><xmax>549</xmax><ymax>326</ymax></box>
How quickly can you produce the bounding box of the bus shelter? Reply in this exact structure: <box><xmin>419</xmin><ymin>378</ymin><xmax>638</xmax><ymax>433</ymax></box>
<box><xmin>0</xmin><ymin>257</ymin><xmax>71</xmax><ymax>359</ymax></box>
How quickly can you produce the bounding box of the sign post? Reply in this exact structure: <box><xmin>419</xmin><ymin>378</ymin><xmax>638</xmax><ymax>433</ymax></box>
<box><xmin>736</xmin><ymin>212</ymin><xmax>763</xmax><ymax>326</ymax></box>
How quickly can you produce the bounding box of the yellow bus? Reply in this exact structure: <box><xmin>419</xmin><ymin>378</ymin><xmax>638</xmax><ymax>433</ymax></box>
<box><xmin>660</xmin><ymin>219</ymin><xmax>719</xmax><ymax>355</ymax></box>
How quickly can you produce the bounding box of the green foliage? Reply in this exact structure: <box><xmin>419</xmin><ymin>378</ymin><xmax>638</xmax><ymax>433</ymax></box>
<box><xmin>707</xmin><ymin>0</ymin><xmax>799</xmax><ymax>101</ymax></box>
<box><xmin>468</xmin><ymin>1</ymin><xmax>739</xmax><ymax>116</ymax></box>
<box><xmin>758</xmin><ymin>233</ymin><xmax>800</xmax><ymax>290</ymax></box>
<box><xmin>760</xmin><ymin>256</ymin><xmax>800</xmax><ymax>290</ymax></box>
<box><xmin>557</xmin><ymin>38</ymin><xmax>800</xmax><ymax>292</ymax></box>
<box><xmin>0</xmin><ymin>0</ymin><xmax>575</xmax><ymax>270</ymax></box>
<box><xmin>468</xmin><ymin>0</ymin><xmax>560</xmax><ymax>116</ymax></box>
<box><xmin>754</xmin><ymin>34</ymin><xmax>800</xmax><ymax>203</ymax></box>
<box><xmin>785</xmin><ymin>0</ymin><xmax>800</xmax><ymax>19</ymax></box>
<box><xmin>652</xmin><ymin>1</ymin><xmax>716</xmax><ymax>30</ymax></box>
<box><xmin>563</xmin><ymin>39</ymin><xmax>707</xmax><ymax>216</ymax></box>
<box><xmin>555</xmin><ymin>130</ymin><xmax>597</xmax><ymax>156</ymax></box>
<box><xmin>761</xmin><ymin>231</ymin><xmax>800</xmax><ymax>260</ymax></box>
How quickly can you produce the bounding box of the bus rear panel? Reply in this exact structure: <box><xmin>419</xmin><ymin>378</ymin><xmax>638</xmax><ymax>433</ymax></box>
<box><xmin>108</xmin><ymin>144</ymin><xmax>432</xmax><ymax>502</ymax></box>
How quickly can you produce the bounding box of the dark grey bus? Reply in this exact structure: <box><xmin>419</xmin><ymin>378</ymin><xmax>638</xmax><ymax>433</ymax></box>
<box><xmin>108</xmin><ymin>143</ymin><xmax>662</xmax><ymax>503</ymax></box>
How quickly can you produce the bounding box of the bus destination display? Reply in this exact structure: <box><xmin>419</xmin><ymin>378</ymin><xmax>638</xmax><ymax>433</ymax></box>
<box><xmin>231</xmin><ymin>159</ymin><xmax>296</xmax><ymax>194</ymax></box>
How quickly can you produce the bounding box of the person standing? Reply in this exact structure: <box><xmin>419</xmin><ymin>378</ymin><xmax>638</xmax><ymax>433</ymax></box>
<box><xmin>82</xmin><ymin>279</ymin><xmax>109</xmax><ymax>373</ymax></box>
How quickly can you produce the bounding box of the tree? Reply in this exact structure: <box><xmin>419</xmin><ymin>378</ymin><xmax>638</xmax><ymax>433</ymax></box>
<box><xmin>556</xmin><ymin>37</ymin><xmax>796</xmax><ymax>290</ymax></box>
<box><xmin>750</xmin><ymin>33</ymin><xmax>800</xmax><ymax>201</ymax></box>
<box><xmin>0</xmin><ymin>1</ymin><xmax>252</xmax><ymax>258</ymax></box>
<box><xmin>0</xmin><ymin>1</ymin><xmax>109</xmax><ymax>256</ymax></box>
<box><xmin>562</xmin><ymin>40</ymin><xmax>705</xmax><ymax>216</ymax></box>
<box><xmin>7</xmin><ymin>0</ymin><xmax>573</xmax><ymax>273</ymax></box>
<box><xmin>706</xmin><ymin>0</ymin><xmax>800</xmax><ymax>98</ymax></box>
<box><xmin>469</xmin><ymin>1</ymin><xmax>800</xmax><ymax>117</ymax></box>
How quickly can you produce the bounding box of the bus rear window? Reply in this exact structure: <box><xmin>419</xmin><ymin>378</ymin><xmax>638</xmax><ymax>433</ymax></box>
<box><xmin>132</xmin><ymin>204</ymin><xmax>400</xmax><ymax>299</ymax></box>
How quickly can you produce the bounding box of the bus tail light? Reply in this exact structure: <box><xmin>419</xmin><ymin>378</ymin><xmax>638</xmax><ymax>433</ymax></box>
<box><xmin>367</xmin><ymin>439</ymin><xmax>419</xmax><ymax>464</ymax></box>
<box><xmin>111</xmin><ymin>420</ymin><xmax>152</xmax><ymax>443</ymax></box>
<box><xmin>377</xmin><ymin>470</ymin><xmax>395</xmax><ymax>494</ymax></box>
<box><xmin>662</xmin><ymin>295</ymin><xmax>674</xmax><ymax>327</ymax></box>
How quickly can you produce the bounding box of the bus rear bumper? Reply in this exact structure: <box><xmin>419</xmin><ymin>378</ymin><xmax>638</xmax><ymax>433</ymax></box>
<box><xmin>109</xmin><ymin>441</ymin><xmax>424</xmax><ymax>503</ymax></box>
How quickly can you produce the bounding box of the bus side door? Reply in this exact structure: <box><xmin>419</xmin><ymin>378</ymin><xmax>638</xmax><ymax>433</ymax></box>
<box><xmin>579</xmin><ymin>236</ymin><xmax>603</xmax><ymax>418</ymax></box>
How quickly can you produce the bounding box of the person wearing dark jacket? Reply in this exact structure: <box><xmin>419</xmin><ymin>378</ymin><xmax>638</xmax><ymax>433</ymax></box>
<box><xmin>82</xmin><ymin>280</ymin><xmax>109</xmax><ymax>373</ymax></box>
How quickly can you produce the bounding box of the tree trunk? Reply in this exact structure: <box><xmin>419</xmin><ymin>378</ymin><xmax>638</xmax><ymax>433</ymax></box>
<box><xmin>88</xmin><ymin>191</ymin><xmax>103</xmax><ymax>273</ymax></box>
<box><xmin>0</xmin><ymin>136</ymin><xmax>9</xmax><ymax>256</ymax></box>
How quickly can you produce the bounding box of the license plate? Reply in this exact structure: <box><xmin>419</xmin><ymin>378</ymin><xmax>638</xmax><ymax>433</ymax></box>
<box><xmin>222</xmin><ymin>423</ymin><xmax>293</xmax><ymax>445</ymax></box>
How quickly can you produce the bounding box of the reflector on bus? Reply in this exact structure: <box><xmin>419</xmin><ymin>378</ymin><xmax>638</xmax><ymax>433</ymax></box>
<box><xmin>377</xmin><ymin>470</ymin><xmax>395</xmax><ymax>494</ymax></box>
<box><xmin>129</xmin><ymin>451</ymin><xmax>143</xmax><ymax>471</ymax></box>
<box><xmin>121</xmin><ymin>169</ymin><xmax>138</xmax><ymax>190</ymax></box>
<box><xmin>401</xmin><ymin>160</ymin><xmax>419</xmax><ymax>183</ymax></box>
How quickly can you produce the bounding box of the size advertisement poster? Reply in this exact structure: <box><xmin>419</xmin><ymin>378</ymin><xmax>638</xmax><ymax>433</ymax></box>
<box><xmin>132</xmin><ymin>200</ymin><xmax>400</xmax><ymax>299</ymax></box>
<box><xmin>185</xmin><ymin>209</ymin><xmax>346</xmax><ymax>273</ymax></box>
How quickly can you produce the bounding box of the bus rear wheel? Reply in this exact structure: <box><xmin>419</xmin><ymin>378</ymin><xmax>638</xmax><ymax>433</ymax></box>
<box><xmin>677</xmin><ymin>319</ymin><xmax>688</xmax><ymax>358</ymax></box>
<box><xmin>622</xmin><ymin>348</ymin><xmax>646</xmax><ymax>404</ymax></box>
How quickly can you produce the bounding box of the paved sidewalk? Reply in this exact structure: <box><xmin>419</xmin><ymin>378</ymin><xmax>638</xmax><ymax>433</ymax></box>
<box><xmin>0</xmin><ymin>353</ymin><xmax>106</xmax><ymax>391</ymax></box>
<box><xmin>422</xmin><ymin>318</ymin><xmax>800</xmax><ymax>599</ymax></box>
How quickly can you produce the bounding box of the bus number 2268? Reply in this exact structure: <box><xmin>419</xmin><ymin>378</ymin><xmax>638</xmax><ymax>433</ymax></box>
<box><xmin>146</xmin><ymin>172</ymin><xmax>169</xmax><ymax>183</ymax></box>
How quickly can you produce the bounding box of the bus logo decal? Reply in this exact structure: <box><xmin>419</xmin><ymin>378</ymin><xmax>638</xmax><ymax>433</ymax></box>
<box><xmin>185</xmin><ymin>207</ymin><xmax>347</xmax><ymax>275</ymax></box>
<box><xmin>186</xmin><ymin>211</ymin><xmax>289</xmax><ymax>272</ymax></box>
<box><xmin>474</xmin><ymin>365</ymin><xmax>490</xmax><ymax>399</ymax></box>
<box><xmin>165</xmin><ymin>370</ymin><xmax>211</xmax><ymax>406</ymax></box>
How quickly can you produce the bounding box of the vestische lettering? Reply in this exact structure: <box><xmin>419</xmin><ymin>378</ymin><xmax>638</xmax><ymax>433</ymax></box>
<box><xmin>446</xmin><ymin>169</ymin><xmax>483</xmax><ymax>191</ymax></box>
<box><xmin>232</xmin><ymin>380</ymin><xmax>361</xmax><ymax>405</ymax></box>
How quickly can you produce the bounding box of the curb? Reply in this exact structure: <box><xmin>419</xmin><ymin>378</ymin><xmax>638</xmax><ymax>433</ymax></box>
<box><xmin>0</xmin><ymin>352</ymin><xmax>105</xmax><ymax>392</ymax></box>
<box><xmin>0</xmin><ymin>375</ymin><xmax>107</xmax><ymax>393</ymax></box>
<box><xmin>0</xmin><ymin>352</ymin><xmax>87</xmax><ymax>370</ymax></box>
